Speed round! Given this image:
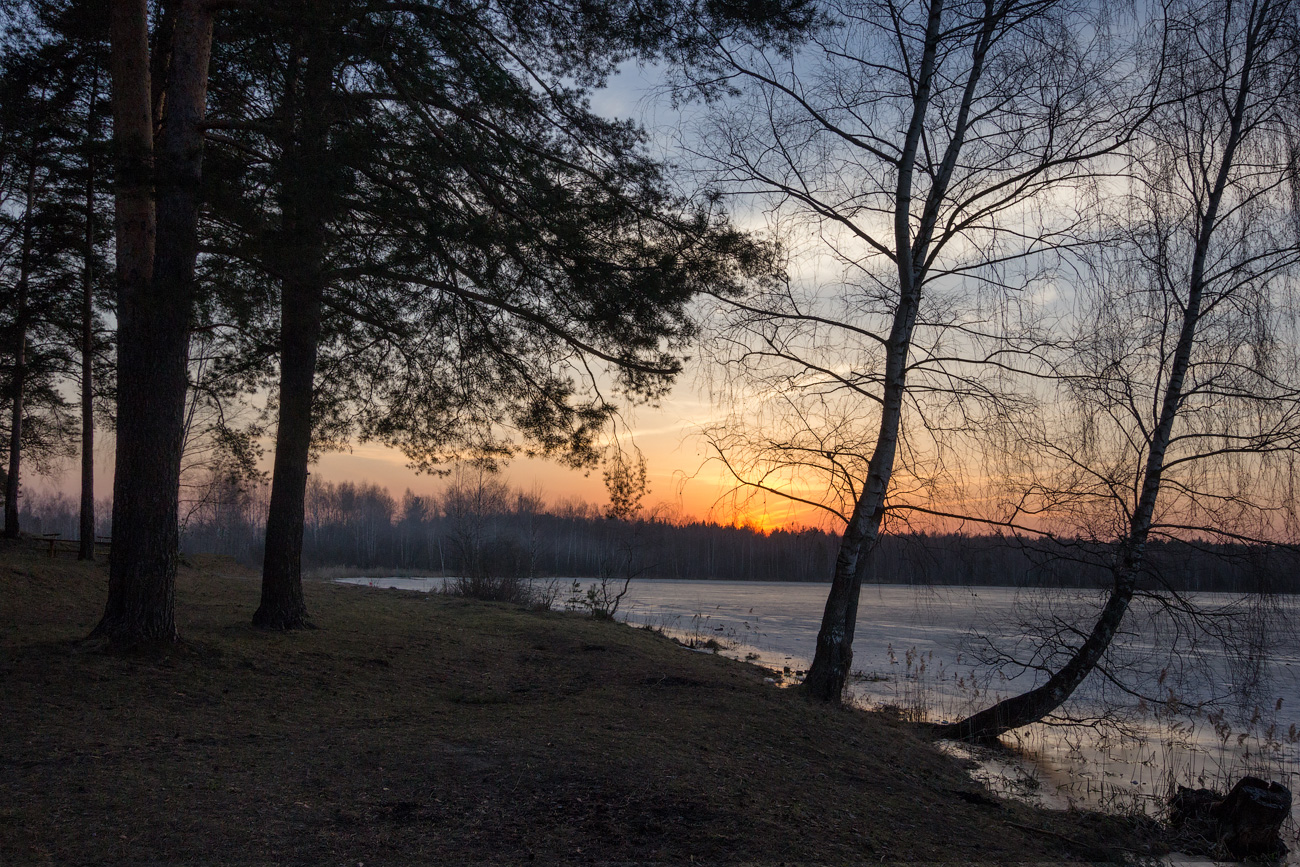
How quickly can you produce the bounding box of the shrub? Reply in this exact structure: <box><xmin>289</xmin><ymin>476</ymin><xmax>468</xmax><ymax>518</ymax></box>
<box><xmin>446</xmin><ymin>573</ymin><xmax>536</xmax><ymax>605</ymax></box>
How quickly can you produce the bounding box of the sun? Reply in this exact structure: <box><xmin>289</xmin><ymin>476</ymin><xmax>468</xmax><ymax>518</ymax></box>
<box><xmin>725</xmin><ymin>500</ymin><xmax>827</xmax><ymax>534</ymax></box>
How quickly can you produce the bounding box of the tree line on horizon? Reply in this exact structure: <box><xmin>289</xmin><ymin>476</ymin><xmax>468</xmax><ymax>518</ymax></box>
<box><xmin>2</xmin><ymin>0</ymin><xmax>1300</xmax><ymax>745</ymax></box>
<box><xmin>18</xmin><ymin>476</ymin><xmax>1297</xmax><ymax>594</ymax></box>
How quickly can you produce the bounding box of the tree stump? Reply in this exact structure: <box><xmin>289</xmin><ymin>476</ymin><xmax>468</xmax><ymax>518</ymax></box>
<box><xmin>1169</xmin><ymin>776</ymin><xmax>1291</xmax><ymax>859</ymax></box>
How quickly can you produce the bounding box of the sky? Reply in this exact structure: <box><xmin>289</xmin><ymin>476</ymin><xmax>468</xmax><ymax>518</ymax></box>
<box><xmin>20</xmin><ymin>46</ymin><xmax>1102</xmax><ymax>537</ymax></box>
<box><xmin>306</xmin><ymin>378</ymin><xmax>819</xmax><ymax>530</ymax></box>
<box><xmin>23</xmin><ymin>3</ymin><xmax>1295</xmax><ymax>547</ymax></box>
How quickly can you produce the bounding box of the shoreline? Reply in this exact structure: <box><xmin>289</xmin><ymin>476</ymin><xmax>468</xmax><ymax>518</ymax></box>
<box><xmin>343</xmin><ymin>572</ymin><xmax>1300</xmax><ymax>857</ymax></box>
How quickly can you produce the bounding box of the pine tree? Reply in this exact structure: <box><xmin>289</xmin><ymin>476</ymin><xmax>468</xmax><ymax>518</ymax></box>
<box><xmin>0</xmin><ymin>6</ymin><xmax>112</xmax><ymax>540</ymax></box>
<box><xmin>194</xmin><ymin>0</ymin><xmax>798</xmax><ymax>629</ymax></box>
<box><xmin>91</xmin><ymin>0</ymin><xmax>214</xmax><ymax>646</ymax></box>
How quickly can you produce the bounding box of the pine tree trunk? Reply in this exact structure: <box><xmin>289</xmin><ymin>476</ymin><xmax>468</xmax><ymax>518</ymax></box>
<box><xmin>4</xmin><ymin>160</ymin><xmax>36</xmax><ymax>541</ymax></box>
<box><xmin>254</xmin><ymin>27</ymin><xmax>332</xmax><ymax>630</ymax></box>
<box><xmin>79</xmin><ymin>88</ymin><xmax>99</xmax><ymax>561</ymax></box>
<box><xmin>254</xmin><ymin>274</ymin><xmax>323</xmax><ymax>629</ymax></box>
<box><xmin>93</xmin><ymin>0</ymin><xmax>211</xmax><ymax>647</ymax></box>
<box><xmin>4</xmin><ymin>280</ymin><xmax>25</xmax><ymax>540</ymax></box>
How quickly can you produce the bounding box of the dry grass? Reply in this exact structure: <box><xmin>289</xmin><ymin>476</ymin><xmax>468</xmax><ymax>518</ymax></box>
<box><xmin>0</xmin><ymin>545</ymin><xmax>1164</xmax><ymax>864</ymax></box>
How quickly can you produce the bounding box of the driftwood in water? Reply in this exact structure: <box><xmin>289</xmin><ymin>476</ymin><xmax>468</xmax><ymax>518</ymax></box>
<box><xmin>1169</xmin><ymin>776</ymin><xmax>1292</xmax><ymax>859</ymax></box>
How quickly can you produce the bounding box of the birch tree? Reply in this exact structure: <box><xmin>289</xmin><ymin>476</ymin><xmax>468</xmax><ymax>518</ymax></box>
<box><xmin>693</xmin><ymin>0</ymin><xmax>1148</xmax><ymax>701</ymax></box>
<box><xmin>940</xmin><ymin>0</ymin><xmax>1300</xmax><ymax>741</ymax></box>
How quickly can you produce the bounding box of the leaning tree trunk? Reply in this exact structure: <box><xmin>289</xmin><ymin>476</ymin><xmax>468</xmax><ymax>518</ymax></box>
<box><xmin>254</xmin><ymin>28</ymin><xmax>332</xmax><ymax>630</ymax></box>
<box><xmin>935</xmin><ymin>52</ymin><xmax>1250</xmax><ymax>740</ymax></box>
<box><xmin>934</xmin><ymin>569</ymin><xmax>1139</xmax><ymax>742</ymax></box>
<box><xmin>4</xmin><ymin>158</ymin><xmax>36</xmax><ymax>541</ymax></box>
<box><xmin>801</xmin><ymin>326</ymin><xmax>914</xmax><ymax>700</ymax></box>
<box><xmin>932</xmin><ymin>268</ymin><xmax>1203</xmax><ymax>741</ymax></box>
<box><xmin>79</xmin><ymin>83</ymin><xmax>100</xmax><ymax>561</ymax></box>
<box><xmin>93</xmin><ymin>0</ymin><xmax>212</xmax><ymax>647</ymax></box>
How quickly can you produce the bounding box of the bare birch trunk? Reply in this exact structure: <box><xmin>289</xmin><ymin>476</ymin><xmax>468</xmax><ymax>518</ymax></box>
<box><xmin>804</xmin><ymin>0</ymin><xmax>996</xmax><ymax>701</ymax></box>
<box><xmin>802</xmin><ymin>317</ymin><xmax>916</xmax><ymax>699</ymax></box>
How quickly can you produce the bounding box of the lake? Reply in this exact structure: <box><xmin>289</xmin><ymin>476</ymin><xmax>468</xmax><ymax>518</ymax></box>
<box><xmin>339</xmin><ymin>576</ymin><xmax>1299</xmax><ymax>855</ymax></box>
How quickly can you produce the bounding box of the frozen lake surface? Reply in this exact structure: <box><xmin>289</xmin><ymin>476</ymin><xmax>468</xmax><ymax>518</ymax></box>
<box><xmin>340</xmin><ymin>576</ymin><xmax>1299</xmax><ymax>854</ymax></box>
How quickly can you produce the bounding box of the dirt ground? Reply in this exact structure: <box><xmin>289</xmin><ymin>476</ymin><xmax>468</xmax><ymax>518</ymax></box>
<box><xmin>0</xmin><ymin>545</ymin><xmax>1164</xmax><ymax>864</ymax></box>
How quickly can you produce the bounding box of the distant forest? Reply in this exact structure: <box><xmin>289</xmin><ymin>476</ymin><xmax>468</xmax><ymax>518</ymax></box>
<box><xmin>18</xmin><ymin>477</ymin><xmax>1296</xmax><ymax>594</ymax></box>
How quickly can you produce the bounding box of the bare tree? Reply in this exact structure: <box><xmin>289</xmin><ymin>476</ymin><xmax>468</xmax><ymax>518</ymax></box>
<box><xmin>690</xmin><ymin>0</ymin><xmax>1148</xmax><ymax>701</ymax></box>
<box><xmin>442</xmin><ymin>463</ymin><xmax>511</xmax><ymax>580</ymax></box>
<box><xmin>177</xmin><ymin>331</ymin><xmax>266</xmax><ymax>536</ymax></box>
<box><xmin>939</xmin><ymin>0</ymin><xmax>1300</xmax><ymax>740</ymax></box>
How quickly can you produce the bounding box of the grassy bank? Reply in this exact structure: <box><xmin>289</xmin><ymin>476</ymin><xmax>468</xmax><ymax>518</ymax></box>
<box><xmin>0</xmin><ymin>546</ymin><xmax>1161</xmax><ymax>864</ymax></box>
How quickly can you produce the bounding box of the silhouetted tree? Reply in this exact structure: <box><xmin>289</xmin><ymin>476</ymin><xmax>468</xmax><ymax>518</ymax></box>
<box><xmin>194</xmin><ymin>0</ymin><xmax>805</xmax><ymax>629</ymax></box>
<box><xmin>91</xmin><ymin>0</ymin><xmax>217</xmax><ymax>646</ymax></box>
<box><xmin>939</xmin><ymin>0</ymin><xmax>1300</xmax><ymax>741</ymax></box>
<box><xmin>0</xmin><ymin>5</ymin><xmax>112</xmax><ymax>542</ymax></box>
<box><xmin>689</xmin><ymin>0</ymin><xmax>1151</xmax><ymax>701</ymax></box>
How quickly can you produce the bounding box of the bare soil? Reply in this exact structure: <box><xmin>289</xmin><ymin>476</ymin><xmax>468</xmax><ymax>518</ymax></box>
<box><xmin>0</xmin><ymin>545</ymin><xmax>1163</xmax><ymax>864</ymax></box>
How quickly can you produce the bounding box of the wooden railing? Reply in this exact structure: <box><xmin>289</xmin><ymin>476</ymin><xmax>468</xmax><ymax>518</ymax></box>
<box><xmin>31</xmin><ymin>534</ymin><xmax>112</xmax><ymax>558</ymax></box>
